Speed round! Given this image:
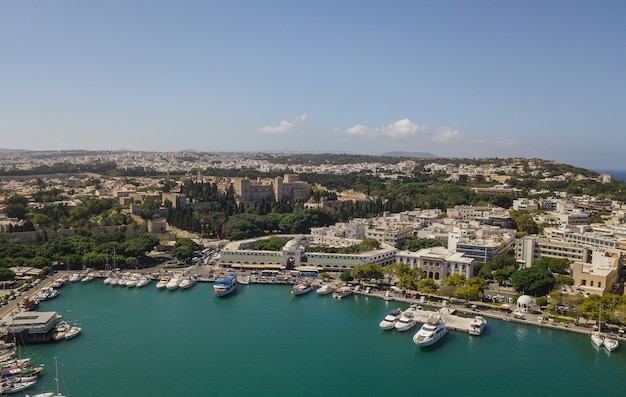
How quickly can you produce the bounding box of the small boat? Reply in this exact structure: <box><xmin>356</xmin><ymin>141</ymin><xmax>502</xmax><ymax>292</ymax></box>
<box><xmin>468</xmin><ymin>316</ymin><xmax>487</xmax><ymax>336</ymax></box>
<box><xmin>0</xmin><ymin>379</ymin><xmax>37</xmax><ymax>394</ymax></box>
<box><xmin>136</xmin><ymin>276</ymin><xmax>151</xmax><ymax>288</ymax></box>
<box><xmin>64</xmin><ymin>323</ymin><xmax>82</xmax><ymax>340</ymax></box>
<box><xmin>52</xmin><ymin>321</ymin><xmax>71</xmax><ymax>341</ymax></box>
<box><xmin>333</xmin><ymin>286</ymin><xmax>353</xmax><ymax>299</ymax></box>
<box><xmin>395</xmin><ymin>311</ymin><xmax>417</xmax><ymax>332</ymax></box>
<box><xmin>316</xmin><ymin>284</ymin><xmax>335</xmax><ymax>295</ymax></box>
<box><xmin>603</xmin><ymin>334</ymin><xmax>619</xmax><ymax>352</ymax></box>
<box><xmin>124</xmin><ymin>275</ymin><xmax>140</xmax><ymax>287</ymax></box>
<box><xmin>238</xmin><ymin>276</ymin><xmax>250</xmax><ymax>285</ymax></box>
<box><xmin>18</xmin><ymin>297</ymin><xmax>39</xmax><ymax>311</ymax></box>
<box><xmin>291</xmin><ymin>282</ymin><xmax>313</xmax><ymax>296</ymax></box>
<box><xmin>379</xmin><ymin>308</ymin><xmax>402</xmax><ymax>330</ymax></box>
<box><xmin>68</xmin><ymin>273</ymin><xmax>81</xmax><ymax>282</ymax></box>
<box><xmin>413</xmin><ymin>314</ymin><xmax>448</xmax><ymax>347</ymax></box>
<box><xmin>214</xmin><ymin>271</ymin><xmax>238</xmax><ymax>298</ymax></box>
<box><xmin>178</xmin><ymin>276</ymin><xmax>196</xmax><ymax>290</ymax></box>
<box><xmin>155</xmin><ymin>277</ymin><xmax>169</xmax><ymax>289</ymax></box>
<box><xmin>591</xmin><ymin>306</ymin><xmax>605</xmax><ymax>348</ymax></box>
<box><xmin>166</xmin><ymin>274</ymin><xmax>182</xmax><ymax>290</ymax></box>
<box><xmin>51</xmin><ymin>278</ymin><xmax>65</xmax><ymax>289</ymax></box>
<box><xmin>103</xmin><ymin>276</ymin><xmax>113</xmax><ymax>285</ymax></box>
<box><xmin>80</xmin><ymin>274</ymin><xmax>94</xmax><ymax>283</ymax></box>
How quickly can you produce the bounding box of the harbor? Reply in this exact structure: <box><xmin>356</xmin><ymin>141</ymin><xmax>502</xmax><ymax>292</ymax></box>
<box><xmin>9</xmin><ymin>280</ymin><xmax>626</xmax><ymax>397</ymax></box>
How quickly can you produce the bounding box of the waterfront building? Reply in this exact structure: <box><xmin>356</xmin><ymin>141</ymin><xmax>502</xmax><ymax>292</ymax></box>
<box><xmin>0</xmin><ymin>311</ymin><xmax>60</xmax><ymax>343</ymax></box>
<box><xmin>396</xmin><ymin>246</ymin><xmax>474</xmax><ymax>282</ymax></box>
<box><xmin>571</xmin><ymin>250</ymin><xmax>621</xmax><ymax>296</ymax></box>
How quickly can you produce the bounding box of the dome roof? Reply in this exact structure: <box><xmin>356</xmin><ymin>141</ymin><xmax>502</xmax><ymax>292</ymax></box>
<box><xmin>284</xmin><ymin>239</ymin><xmax>301</xmax><ymax>250</ymax></box>
<box><xmin>517</xmin><ymin>295</ymin><xmax>533</xmax><ymax>305</ymax></box>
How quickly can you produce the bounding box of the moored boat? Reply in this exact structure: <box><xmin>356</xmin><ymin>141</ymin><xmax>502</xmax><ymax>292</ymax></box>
<box><xmin>413</xmin><ymin>314</ymin><xmax>448</xmax><ymax>347</ymax></box>
<box><xmin>214</xmin><ymin>271</ymin><xmax>238</xmax><ymax>297</ymax></box>
<box><xmin>155</xmin><ymin>277</ymin><xmax>169</xmax><ymax>289</ymax></box>
<box><xmin>0</xmin><ymin>379</ymin><xmax>37</xmax><ymax>394</ymax></box>
<box><xmin>165</xmin><ymin>274</ymin><xmax>182</xmax><ymax>290</ymax></box>
<box><xmin>379</xmin><ymin>308</ymin><xmax>402</xmax><ymax>330</ymax></box>
<box><xmin>394</xmin><ymin>311</ymin><xmax>417</xmax><ymax>332</ymax></box>
<box><xmin>291</xmin><ymin>282</ymin><xmax>313</xmax><ymax>296</ymax></box>
<box><xmin>603</xmin><ymin>333</ymin><xmax>619</xmax><ymax>352</ymax></box>
<box><xmin>468</xmin><ymin>316</ymin><xmax>487</xmax><ymax>336</ymax></box>
<box><xmin>136</xmin><ymin>276</ymin><xmax>151</xmax><ymax>288</ymax></box>
<box><xmin>179</xmin><ymin>276</ymin><xmax>196</xmax><ymax>290</ymax></box>
<box><xmin>332</xmin><ymin>286</ymin><xmax>353</xmax><ymax>299</ymax></box>
<box><xmin>64</xmin><ymin>323</ymin><xmax>81</xmax><ymax>340</ymax></box>
<box><xmin>316</xmin><ymin>284</ymin><xmax>335</xmax><ymax>295</ymax></box>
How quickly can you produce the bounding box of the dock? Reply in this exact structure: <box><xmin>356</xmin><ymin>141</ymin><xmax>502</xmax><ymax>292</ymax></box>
<box><xmin>405</xmin><ymin>306</ymin><xmax>475</xmax><ymax>333</ymax></box>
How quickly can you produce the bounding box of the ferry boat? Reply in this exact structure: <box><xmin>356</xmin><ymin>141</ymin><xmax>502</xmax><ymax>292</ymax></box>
<box><xmin>468</xmin><ymin>316</ymin><xmax>487</xmax><ymax>336</ymax></box>
<box><xmin>214</xmin><ymin>272</ymin><xmax>238</xmax><ymax>298</ymax></box>
<box><xmin>412</xmin><ymin>314</ymin><xmax>448</xmax><ymax>347</ymax></box>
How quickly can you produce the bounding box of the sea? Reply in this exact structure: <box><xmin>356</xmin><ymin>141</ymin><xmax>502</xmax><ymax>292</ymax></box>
<box><xmin>17</xmin><ymin>282</ymin><xmax>626</xmax><ymax>397</ymax></box>
<box><xmin>595</xmin><ymin>169</ymin><xmax>626</xmax><ymax>183</ymax></box>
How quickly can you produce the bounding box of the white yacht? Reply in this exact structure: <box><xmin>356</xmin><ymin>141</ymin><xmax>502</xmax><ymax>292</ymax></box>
<box><xmin>80</xmin><ymin>273</ymin><xmax>94</xmax><ymax>283</ymax></box>
<box><xmin>413</xmin><ymin>314</ymin><xmax>448</xmax><ymax>347</ymax></box>
<box><xmin>316</xmin><ymin>284</ymin><xmax>335</xmax><ymax>295</ymax></box>
<box><xmin>69</xmin><ymin>273</ymin><xmax>81</xmax><ymax>282</ymax></box>
<box><xmin>603</xmin><ymin>334</ymin><xmax>619</xmax><ymax>352</ymax></box>
<box><xmin>179</xmin><ymin>276</ymin><xmax>196</xmax><ymax>290</ymax></box>
<box><xmin>291</xmin><ymin>282</ymin><xmax>313</xmax><ymax>296</ymax></box>
<box><xmin>332</xmin><ymin>286</ymin><xmax>353</xmax><ymax>299</ymax></box>
<box><xmin>156</xmin><ymin>277</ymin><xmax>169</xmax><ymax>289</ymax></box>
<box><xmin>136</xmin><ymin>276</ymin><xmax>151</xmax><ymax>288</ymax></box>
<box><xmin>591</xmin><ymin>331</ymin><xmax>604</xmax><ymax>348</ymax></box>
<box><xmin>166</xmin><ymin>274</ymin><xmax>182</xmax><ymax>290</ymax></box>
<box><xmin>468</xmin><ymin>316</ymin><xmax>487</xmax><ymax>336</ymax></box>
<box><xmin>379</xmin><ymin>308</ymin><xmax>402</xmax><ymax>330</ymax></box>
<box><xmin>394</xmin><ymin>311</ymin><xmax>417</xmax><ymax>332</ymax></box>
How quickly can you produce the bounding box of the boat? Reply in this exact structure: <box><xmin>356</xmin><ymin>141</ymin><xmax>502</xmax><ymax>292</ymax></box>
<box><xmin>64</xmin><ymin>323</ymin><xmax>81</xmax><ymax>340</ymax></box>
<box><xmin>103</xmin><ymin>276</ymin><xmax>113</xmax><ymax>285</ymax></box>
<box><xmin>0</xmin><ymin>379</ymin><xmax>37</xmax><ymax>394</ymax></box>
<box><xmin>333</xmin><ymin>286</ymin><xmax>353</xmax><ymax>299</ymax></box>
<box><xmin>214</xmin><ymin>271</ymin><xmax>238</xmax><ymax>297</ymax></box>
<box><xmin>68</xmin><ymin>273</ymin><xmax>81</xmax><ymax>282</ymax></box>
<box><xmin>108</xmin><ymin>276</ymin><xmax>120</xmax><ymax>286</ymax></box>
<box><xmin>179</xmin><ymin>276</ymin><xmax>196</xmax><ymax>290</ymax></box>
<box><xmin>80</xmin><ymin>273</ymin><xmax>94</xmax><ymax>283</ymax></box>
<box><xmin>165</xmin><ymin>274</ymin><xmax>182</xmax><ymax>290</ymax></box>
<box><xmin>591</xmin><ymin>305</ymin><xmax>605</xmax><ymax>348</ymax></box>
<box><xmin>155</xmin><ymin>277</ymin><xmax>169</xmax><ymax>289</ymax></box>
<box><xmin>238</xmin><ymin>275</ymin><xmax>250</xmax><ymax>285</ymax></box>
<box><xmin>395</xmin><ymin>311</ymin><xmax>417</xmax><ymax>332</ymax></box>
<box><xmin>52</xmin><ymin>321</ymin><xmax>71</xmax><ymax>341</ymax></box>
<box><xmin>124</xmin><ymin>274</ymin><xmax>140</xmax><ymax>287</ymax></box>
<box><xmin>603</xmin><ymin>333</ymin><xmax>619</xmax><ymax>352</ymax></box>
<box><xmin>379</xmin><ymin>308</ymin><xmax>402</xmax><ymax>330</ymax></box>
<box><xmin>412</xmin><ymin>314</ymin><xmax>448</xmax><ymax>347</ymax></box>
<box><xmin>316</xmin><ymin>284</ymin><xmax>335</xmax><ymax>295</ymax></box>
<box><xmin>51</xmin><ymin>278</ymin><xmax>65</xmax><ymax>289</ymax></box>
<box><xmin>136</xmin><ymin>276</ymin><xmax>151</xmax><ymax>288</ymax></box>
<box><xmin>18</xmin><ymin>297</ymin><xmax>39</xmax><ymax>312</ymax></box>
<box><xmin>468</xmin><ymin>316</ymin><xmax>487</xmax><ymax>336</ymax></box>
<box><xmin>291</xmin><ymin>282</ymin><xmax>313</xmax><ymax>296</ymax></box>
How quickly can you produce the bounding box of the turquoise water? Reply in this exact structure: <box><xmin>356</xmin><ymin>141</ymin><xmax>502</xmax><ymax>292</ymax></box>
<box><xmin>19</xmin><ymin>282</ymin><xmax>626</xmax><ymax>396</ymax></box>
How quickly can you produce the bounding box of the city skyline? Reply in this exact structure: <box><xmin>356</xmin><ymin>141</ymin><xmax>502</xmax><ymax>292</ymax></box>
<box><xmin>2</xmin><ymin>1</ymin><xmax>625</xmax><ymax>170</ymax></box>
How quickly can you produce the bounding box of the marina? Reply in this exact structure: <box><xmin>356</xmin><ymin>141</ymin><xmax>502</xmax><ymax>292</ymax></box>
<box><xmin>2</xmin><ymin>280</ymin><xmax>626</xmax><ymax>396</ymax></box>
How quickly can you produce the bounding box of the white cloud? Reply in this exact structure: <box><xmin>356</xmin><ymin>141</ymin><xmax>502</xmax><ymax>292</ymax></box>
<box><xmin>344</xmin><ymin>118</ymin><xmax>424</xmax><ymax>139</ymax></box>
<box><xmin>432</xmin><ymin>127</ymin><xmax>462</xmax><ymax>143</ymax></box>
<box><xmin>259</xmin><ymin>114</ymin><xmax>308</xmax><ymax>134</ymax></box>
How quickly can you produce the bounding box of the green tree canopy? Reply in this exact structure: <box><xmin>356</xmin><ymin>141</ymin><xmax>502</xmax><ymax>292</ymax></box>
<box><xmin>510</xmin><ymin>266</ymin><xmax>555</xmax><ymax>296</ymax></box>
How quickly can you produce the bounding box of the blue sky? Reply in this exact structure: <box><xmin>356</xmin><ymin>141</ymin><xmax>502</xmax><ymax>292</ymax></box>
<box><xmin>2</xmin><ymin>1</ymin><xmax>625</xmax><ymax>169</ymax></box>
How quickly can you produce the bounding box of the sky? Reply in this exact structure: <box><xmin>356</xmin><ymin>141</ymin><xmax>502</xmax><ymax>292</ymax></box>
<box><xmin>2</xmin><ymin>1</ymin><xmax>625</xmax><ymax>170</ymax></box>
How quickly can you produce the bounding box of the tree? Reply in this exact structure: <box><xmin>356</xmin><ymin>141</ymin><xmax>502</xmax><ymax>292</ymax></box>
<box><xmin>339</xmin><ymin>271</ymin><xmax>353</xmax><ymax>282</ymax></box>
<box><xmin>444</xmin><ymin>274</ymin><xmax>466</xmax><ymax>286</ymax></box>
<box><xmin>171</xmin><ymin>238</ymin><xmax>200</xmax><ymax>263</ymax></box>
<box><xmin>402</xmin><ymin>237</ymin><xmax>442</xmax><ymax>251</ymax></box>
<box><xmin>351</xmin><ymin>263</ymin><xmax>383</xmax><ymax>282</ymax></box>
<box><xmin>510</xmin><ymin>266</ymin><xmax>555</xmax><ymax>296</ymax></box>
<box><xmin>418</xmin><ymin>278</ymin><xmax>438</xmax><ymax>293</ymax></box>
<box><xmin>0</xmin><ymin>268</ymin><xmax>15</xmax><ymax>281</ymax></box>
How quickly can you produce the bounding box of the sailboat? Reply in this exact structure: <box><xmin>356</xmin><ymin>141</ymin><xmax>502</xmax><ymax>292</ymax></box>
<box><xmin>27</xmin><ymin>356</ymin><xmax>67</xmax><ymax>397</ymax></box>
<box><xmin>590</xmin><ymin>304</ymin><xmax>605</xmax><ymax>348</ymax></box>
